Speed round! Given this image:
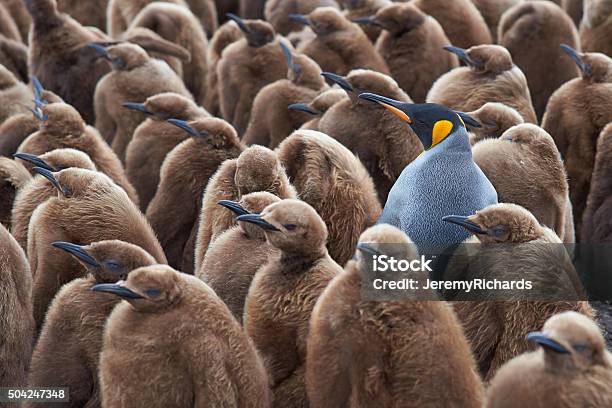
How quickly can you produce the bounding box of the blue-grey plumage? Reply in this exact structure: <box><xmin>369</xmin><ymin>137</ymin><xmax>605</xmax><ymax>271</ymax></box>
<box><xmin>359</xmin><ymin>92</ymin><xmax>498</xmax><ymax>252</ymax></box>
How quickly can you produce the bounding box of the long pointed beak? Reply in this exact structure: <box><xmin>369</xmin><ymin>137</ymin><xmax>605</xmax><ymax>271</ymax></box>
<box><xmin>526</xmin><ymin>332</ymin><xmax>570</xmax><ymax>354</ymax></box>
<box><xmin>31</xmin><ymin>76</ymin><xmax>44</xmax><ymax>100</ymax></box>
<box><xmin>28</xmin><ymin>107</ymin><xmax>47</xmax><ymax>122</ymax></box>
<box><xmin>280</xmin><ymin>42</ymin><xmax>301</xmax><ymax>77</ymax></box>
<box><xmin>52</xmin><ymin>241</ymin><xmax>100</xmax><ymax>267</ymax></box>
<box><xmin>13</xmin><ymin>153</ymin><xmax>56</xmax><ymax>172</ymax></box>
<box><xmin>320</xmin><ymin>72</ymin><xmax>354</xmax><ymax>92</ymax></box>
<box><xmin>33</xmin><ymin>98</ymin><xmax>46</xmax><ymax>109</ymax></box>
<box><xmin>91</xmin><ymin>283</ymin><xmax>144</xmax><ymax>299</ymax></box>
<box><xmin>288</xmin><ymin>103</ymin><xmax>319</xmax><ymax>115</ymax></box>
<box><xmin>352</xmin><ymin>16</ymin><xmax>382</xmax><ymax>27</ymax></box>
<box><xmin>32</xmin><ymin>167</ymin><xmax>63</xmax><ymax>194</ymax></box>
<box><xmin>236</xmin><ymin>214</ymin><xmax>281</xmax><ymax>231</ymax></box>
<box><xmin>357</xmin><ymin>242</ymin><xmax>382</xmax><ymax>257</ymax></box>
<box><xmin>288</xmin><ymin>14</ymin><xmax>311</xmax><ymax>26</ymax></box>
<box><xmin>218</xmin><ymin>200</ymin><xmax>250</xmax><ymax>216</ymax></box>
<box><xmin>358</xmin><ymin>92</ymin><xmax>412</xmax><ymax>124</ymax></box>
<box><xmin>167</xmin><ymin>118</ymin><xmax>204</xmax><ymax>137</ymax></box>
<box><xmin>87</xmin><ymin>43</ymin><xmax>110</xmax><ymax>59</ymax></box>
<box><xmin>122</xmin><ymin>102</ymin><xmax>152</xmax><ymax>115</ymax></box>
<box><xmin>444</xmin><ymin>46</ymin><xmax>468</xmax><ymax>62</ymax></box>
<box><xmin>226</xmin><ymin>13</ymin><xmax>251</xmax><ymax>34</ymax></box>
<box><xmin>560</xmin><ymin>44</ymin><xmax>592</xmax><ymax>76</ymax></box>
<box><xmin>442</xmin><ymin>215</ymin><xmax>487</xmax><ymax>235</ymax></box>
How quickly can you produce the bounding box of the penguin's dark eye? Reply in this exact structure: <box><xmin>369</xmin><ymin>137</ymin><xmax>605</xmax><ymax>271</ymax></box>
<box><xmin>105</xmin><ymin>260</ymin><xmax>120</xmax><ymax>270</ymax></box>
<box><xmin>573</xmin><ymin>344</ymin><xmax>588</xmax><ymax>353</ymax></box>
<box><xmin>284</xmin><ymin>224</ymin><xmax>297</xmax><ymax>231</ymax></box>
<box><xmin>62</xmin><ymin>187</ymin><xmax>73</xmax><ymax>198</ymax></box>
<box><xmin>145</xmin><ymin>288</ymin><xmax>160</xmax><ymax>298</ymax></box>
<box><xmin>490</xmin><ymin>225</ymin><xmax>507</xmax><ymax>237</ymax></box>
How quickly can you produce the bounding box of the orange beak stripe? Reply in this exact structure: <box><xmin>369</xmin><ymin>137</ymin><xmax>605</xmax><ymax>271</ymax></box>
<box><xmin>380</xmin><ymin>102</ymin><xmax>412</xmax><ymax>124</ymax></box>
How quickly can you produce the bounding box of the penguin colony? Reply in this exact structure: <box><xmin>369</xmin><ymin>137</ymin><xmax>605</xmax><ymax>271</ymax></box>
<box><xmin>0</xmin><ymin>0</ymin><xmax>611</xmax><ymax>407</ymax></box>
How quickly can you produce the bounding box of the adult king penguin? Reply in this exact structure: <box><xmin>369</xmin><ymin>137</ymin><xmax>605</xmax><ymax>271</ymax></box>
<box><xmin>358</xmin><ymin>93</ymin><xmax>498</xmax><ymax>252</ymax></box>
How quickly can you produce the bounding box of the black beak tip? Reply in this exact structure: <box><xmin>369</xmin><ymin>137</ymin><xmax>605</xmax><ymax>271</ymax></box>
<box><xmin>90</xmin><ymin>283</ymin><xmax>144</xmax><ymax>299</ymax></box>
<box><xmin>526</xmin><ymin>332</ymin><xmax>570</xmax><ymax>354</ymax></box>
<box><xmin>217</xmin><ymin>200</ymin><xmax>249</xmax><ymax>216</ymax></box>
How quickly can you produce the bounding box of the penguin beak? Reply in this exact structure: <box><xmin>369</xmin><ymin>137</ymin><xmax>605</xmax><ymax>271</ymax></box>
<box><xmin>321</xmin><ymin>72</ymin><xmax>354</xmax><ymax>93</ymax></box>
<box><xmin>13</xmin><ymin>153</ymin><xmax>56</xmax><ymax>172</ymax></box>
<box><xmin>33</xmin><ymin>98</ymin><xmax>46</xmax><ymax>109</ymax></box>
<box><xmin>122</xmin><ymin>102</ymin><xmax>152</xmax><ymax>115</ymax></box>
<box><xmin>217</xmin><ymin>200</ymin><xmax>250</xmax><ymax>216</ymax></box>
<box><xmin>32</xmin><ymin>167</ymin><xmax>64</xmax><ymax>194</ymax></box>
<box><xmin>167</xmin><ymin>118</ymin><xmax>207</xmax><ymax>137</ymax></box>
<box><xmin>356</xmin><ymin>242</ymin><xmax>382</xmax><ymax>257</ymax></box>
<box><xmin>442</xmin><ymin>215</ymin><xmax>487</xmax><ymax>235</ymax></box>
<box><xmin>526</xmin><ymin>332</ymin><xmax>570</xmax><ymax>354</ymax></box>
<box><xmin>456</xmin><ymin>111</ymin><xmax>482</xmax><ymax>128</ymax></box>
<box><xmin>52</xmin><ymin>242</ymin><xmax>100</xmax><ymax>268</ymax></box>
<box><xmin>91</xmin><ymin>283</ymin><xmax>144</xmax><ymax>299</ymax></box>
<box><xmin>236</xmin><ymin>214</ymin><xmax>281</xmax><ymax>231</ymax></box>
<box><xmin>28</xmin><ymin>106</ymin><xmax>47</xmax><ymax>122</ymax></box>
<box><xmin>358</xmin><ymin>92</ymin><xmax>412</xmax><ymax>124</ymax></box>
<box><xmin>226</xmin><ymin>13</ymin><xmax>252</xmax><ymax>34</ymax></box>
<box><xmin>87</xmin><ymin>43</ymin><xmax>110</xmax><ymax>59</ymax></box>
<box><xmin>560</xmin><ymin>44</ymin><xmax>592</xmax><ymax>76</ymax></box>
<box><xmin>31</xmin><ymin>76</ymin><xmax>45</xmax><ymax>101</ymax></box>
<box><xmin>280</xmin><ymin>42</ymin><xmax>301</xmax><ymax>78</ymax></box>
<box><xmin>287</xmin><ymin>103</ymin><xmax>319</xmax><ymax>115</ymax></box>
<box><xmin>443</xmin><ymin>46</ymin><xmax>483</xmax><ymax>68</ymax></box>
<box><xmin>288</xmin><ymin>14</ymin><xmax>311</xmax><ymax>26</ymax></box>
<box><xmin>352</xmin><ymin>16</ymin><xmax>382</xmax><ymax>28</ymax></box>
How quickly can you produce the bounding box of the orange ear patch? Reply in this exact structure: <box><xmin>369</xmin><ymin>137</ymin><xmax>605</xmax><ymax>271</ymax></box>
<box><xmin>381</xmin><ymin>103</ymin><xmax>412</xmax><ymax>124</ymax></box>
<box><xmin>431</xmin><ymin>120</ymin><xmax>454</xmax><ymax>147</ymax></box>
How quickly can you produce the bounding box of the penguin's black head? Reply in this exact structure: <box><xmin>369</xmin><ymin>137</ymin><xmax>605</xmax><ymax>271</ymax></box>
<box><xmin>359</xmin><ymin>93</ymin><xmax>480</xmax><ymax>149</ymax></box>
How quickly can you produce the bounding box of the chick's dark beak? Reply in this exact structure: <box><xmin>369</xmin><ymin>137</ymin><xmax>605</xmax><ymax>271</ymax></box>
<box><xmin>320</xmin><ymin>72</ymin><xmax>354</xmax><ymax>93</ymax></box>
<box><xmin>87</xmin><ymin>43</ymin><xmax>110</xmax><ymax>59</ymax></box>
<box><xmin>91</xmin><ymin>283</ymin><xmax>144</xmax><ymax>299</ymax></box>
<box><xmin>32</xmin><ymin>167</ymin><xmax>64</xmax><ymax>194</ymax></box>
<box><xmin>218</xmin><ymin>200</ymin><xmax>250</xmax><ymax>216</ymax></box>
<box><xmin>442</xmin><ymin>215</ymin><xmax>487</xmax><ymax>235</ymax></box>
<box><xmin>13</xmin><ymin>153</ymin><xmax>56</xmax><ymax>172</ymax></box>
<box><xmin>560</xmin><ymin>44</ymin><xmax>592</xmax><ymax>76</ymax></box>
<box><xmin>52</xmin><ymin>242</ymin><xmax>100</xmax><ymax>267</ymax></box>
<box><xmin>236</xmin><ymin>214</ymin><xmax>281</xmax><ymax>231</ymax></box>
<box><xmin>288</xmin><ymin>14</ymin><xmax>311</xmax><ymax>26</ymax></box>
<box><xmin>288</xmin><ymin>103</ymin><xmax>319</xmax><ymax>115</ymax></box>
<box><xmin>167</xmin><ymin>118</ymin><xmax>202</xmax><ymax>137</ymax></box>
<box><xmin>226</xmin><ymin>13</ymin><xmax>251</xmax><ymax>34</ymax></box>
<box><xmin>358</xmin><ymin>92</ymin><xmax>412</xmax><ymax>124</ymax></box>
<box><xmin>122</xmin><ymin>102</ymin><xmax>152</xmax><ymax>115</ymax></box>
<box><xmin>526</xmin><ymin>332</ymin><xmax>570</xmax><ymax>354</ymax></box>
<box><xmin>357</xmin><ymin>242</ymin><xmax>382</xmax><ymax>258</ymax></box>
<box><xmin>352</xmin><ymin>16</ymin><xmax>382</xmax><ymax>27</ymax></box>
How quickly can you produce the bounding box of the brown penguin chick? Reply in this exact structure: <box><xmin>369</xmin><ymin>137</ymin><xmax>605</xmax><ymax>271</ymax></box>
<box><xmin>292</xmin><ymin>88</ymin><xmax>346</xmax><ymax>130</ymax></box>
<box><xmin>198</xmin><ymin>192</ymin><xmax>281</xmax><ymax>323</ymax></box>
<box><xmin>146</xmin><ymin>118</ymin><xmax>244</xmax><ymax>274</ymax></box>
<box><xmin>341</xmin><ymin>0</ymin><xmax>389</xmax><ymax>42</ymax></box>
<box><xmin>195</xmin><ymin>144</ymin><xmax>296</xmax><ymax>272</ymax></box>
<box><xmin>487</xmin><ymin>311</ymin><xmax>612</xmax><ymax>407</ymax></box>
<box><xmin>28</xmin><ymin>167</ymin><xmax>166</xmax><ymax>330</ymax></box>
<box><xmin>472</xmin><ymin>124</ymin><xmax>573</xmax><ymax>242</ymax></box>
<box><xmin>56</xmin><ymin>0</ymin><xmax>109</xmax><ymax>31</ymax></box>
<box><xmin>292</xmin><ymin>7</ymin><xmax>389</xmax><ymax>77</ymax></box>
<box><xmin>466</xmin><ymin>102</ymin><xmax>524</xmax><ymax>145</ymax></box>
<box><xmin>412</xmin><ymin>0</ymin><xmax>491</xmax><ymax>48</ymax></box>
<box><xmin>242</xmin><ymin>199</ymin><xmax>343</xmax><ymax>407</ymax></box>
<box><xmin>307</xmin><ymin>224</ymin><xmax>485</xmax><ymax>408</ymax></box>
<box><xmin>359</xmin><ymin>2</ymin><xmax>459</xmax><ymax>103</ymax></box>
<box><xmin>26</xmin><ymin>240</ymin><xmax>156</xmax><ymax>408</ymax></box>
<box><xmin>217</xmin><ymin>15</ymin><xmax>288</xmax><ymax>135</ymax></box>
<box><xmin>0</xmin><ymin>222</ymin><xmax>33</xmax><ymax>388</ymax></box>
<box><xmin>542</xmin><ymin>48</ymin><xmax>612</xmax><ymax>231</ymax></box>
<box><xmin>499</xmin><ymin>1</ymin><xmax>581</xmax><ymax>121</ymax></box>
<box><xmin>427</xmin><ymin>44</ymin><xmax>537</xmax><ymax>124</ymax></box>
<box><xmin>277</xmin><ymin>130</ymin><xmax>382</xmax><ymax>266</ymax></box>
<box><xmin>25</xmin><ymin>0</ymin><xmax>113</xmax><ymax>124</ymax></box>
<box><xmin>317</xmin><ymin>69</ymin><xmax>422</xmax><ymax>202</ymax></box>
<box><xmin>0</xmin><ymin>156</ymin><xmax>29</xmax><ymax>228</ymax></box>
<box><xmin>17</xmin><ymin>102</ymin><xmax>139</xmax><ymax>205</ymax></box>
<box><xmin>581</xmin><ymin>123</ymin><xmax>612</xmax><ymax>242</ymax></box>
<box><xmin>124</xmin><ymin>93</ymin><xmax>210</xmax><ymax>211</ymax></box>
<box><xmin>92</xmin><ymin>43</ymin><xmax>192</xmax><ymax>163</ymax></box>
<box><xmin>0</xmin><ymin>0</ymin><xmax>31</xmax><ymax>44</ymax></box>
<box><xmin>471</xmin><ymin>0</ymin><xmax>522</xmax><ymax>43</ymax></box>
<box><xmin>580</xmin><ymin>0</ymin><xmax>612</xmax><ymax>56</ymax></box>
<box><xmin>243</xmin><ymin>43</ymin><xmax>328</xmax><ymax>148</ymax></box>
<box><xmin>98</xmin><ymin>265</ymin><xmax>271</xmax><ymax>408</ymax></box>
<box><xmin>203</xmin><ymin>20</ymin><xmax>242</xmax><ymax>116</ymax></box>
<box><xmin>107</xmin><ymin>0</ymin><xmax>218</xmax><ymax>39</ymax></box>
<box><xmin>265</xmin><ymin>0</ymin><xmax>339</xmax><ymax>36</ymax></box>
<box><xmin>443</xmin><ymin>203</ymin><xmax>593</xmax><ymax>380</ymax></box>
<box><xmin>0</xmin><ymin>35</ymin><xmax>28</xmax><ymax>83</ymax></box>
<box><xmin>0</xmin><ymin>64</ymin><xmax>32</xmax><ymax>123</ymax></box>
<box><xmin>128</xmin><ymin>2</ymin><xmax>210</xmax><ymax>106</ymax></box>
<box><xmin>11</xmin><ymin>149</ymin><xmax>96</xmax><ymax>251</ymax></box>
<box><xmin>0</xmin><ymin>2</ymin><xmax>22</xmax><ymax>42</ymax></box>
